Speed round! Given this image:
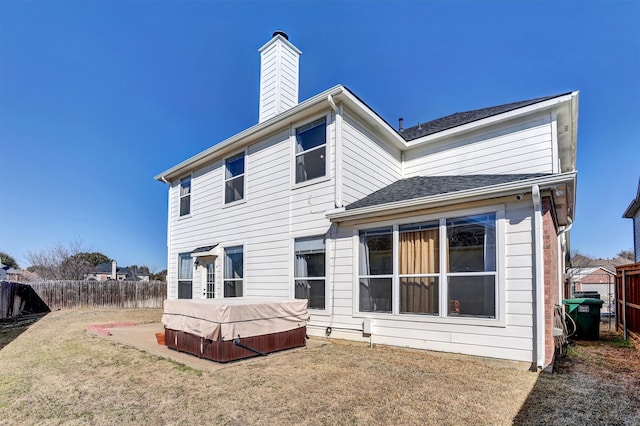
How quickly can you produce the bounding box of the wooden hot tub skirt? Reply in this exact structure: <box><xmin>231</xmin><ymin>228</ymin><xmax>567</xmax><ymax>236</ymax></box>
<box><xmin>164</xmin><ymin>326</ymin><xmax>306</xmax><ymax>362</ymax></box>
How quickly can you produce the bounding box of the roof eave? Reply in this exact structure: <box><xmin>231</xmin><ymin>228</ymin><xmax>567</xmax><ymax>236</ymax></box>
<box><xmin>327</xmin><ymin>172</ymin><xmax>577</xmax><ymax>222</ymax></box>
<box><xmin>404</xmin><ymin>92</ymin><xmax>577</xmax><ymax>149</ymax></box>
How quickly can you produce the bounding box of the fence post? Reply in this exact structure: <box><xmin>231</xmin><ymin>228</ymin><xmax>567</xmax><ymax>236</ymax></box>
<box><xmin>622</xmin><ymin>269</ymin><xmax>627</xmax><ymax>340</ymax></box>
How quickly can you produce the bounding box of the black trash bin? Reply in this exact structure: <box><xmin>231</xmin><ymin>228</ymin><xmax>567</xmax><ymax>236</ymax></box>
<box><xmin>563</xmin><ymin>298</ymin><xmax>604</xmax><ymax>340</ymax></box>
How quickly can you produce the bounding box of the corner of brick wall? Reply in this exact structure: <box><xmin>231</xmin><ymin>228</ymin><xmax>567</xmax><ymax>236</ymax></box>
<box><xmin>542</xmin><ymin>196</ymin><xmax>559</xmax><ymax>367</ymax></box>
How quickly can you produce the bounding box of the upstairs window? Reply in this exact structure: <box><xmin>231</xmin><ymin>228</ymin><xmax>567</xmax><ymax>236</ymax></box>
<box><xmin>179</xmin><ymin>176</ymin><xmax>191</xmax><ymax>216</ymax></box>
<box><xmin>294</xmin><ymin>236</ymin><xmax>326</xmax><ymax>310</ymax></box>
<box><xmin>295</xmin><ymin>119</ymin><xmax>326</xmax><ymax>183</ymax></box>
<box><xmin>225</xmin><ymin>153</ymin><xmax>245</xmax><ymax>204</ymax></box>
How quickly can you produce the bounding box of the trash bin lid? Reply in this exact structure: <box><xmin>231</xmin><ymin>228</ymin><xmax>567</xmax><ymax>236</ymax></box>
<box><xmin>563</xmin><ymin>298</ymin><xmax>604</xmax><ymax>305</ymax></box>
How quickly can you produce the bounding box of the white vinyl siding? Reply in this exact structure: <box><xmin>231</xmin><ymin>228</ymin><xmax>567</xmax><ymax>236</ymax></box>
<box><xmin>403</xmin><ymin>113</ymin><xmax>554</xmax><ymax>177</ymax></box>
<box><xmin>341</xmin><ymin>111</ymin><xmax>402</xmax><ymax>205</ymax></box>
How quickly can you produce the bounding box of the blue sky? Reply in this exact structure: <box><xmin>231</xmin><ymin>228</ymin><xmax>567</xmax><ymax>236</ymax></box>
<box><xmin>1</xmin><ymin>0</ymin><xmax>638</xmax><ymax>270</ymax></box>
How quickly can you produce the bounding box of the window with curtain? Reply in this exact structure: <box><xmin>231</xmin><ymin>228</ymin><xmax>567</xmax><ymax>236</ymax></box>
<box><xmin>179</xmin><ymin>176</ymin><xmax>191</xmax><ymax>216</ymax></box>
<box><xmin>399</xmin><ymin>221</ymin><xmax>440</xmax><ymax>315</ymax></box>
<box><xmin>294</xmin><ymin>236</ymin><xmax>325</xmax><ymax>309</ymax></box>
<box><xmin>295</xmin><ymin>118</ymin><xmax>326</xmax><ymax>183</ymax></box>
<box><xmin>177</xmin><ymin>253</ymin><xmax>193</xmax><ymax>299</ymax></box>
<box><xmin>224</xmin><ymin>246</ymin><xmax>243</xmax><ymax>297</ymax></box>
<box><xmin>225</xmin><ymin>153</ymin><xmax>244</xmax><ymax>204</ymax></box>
<box><xmin>359</xmin><ymin>228</ymin><xmax>393</xmax><ymax>313</ymax></box>
<box><xmin>446</xmin><ymin>214</ymin><xmax>496</xmax><ymax>318</ymax></box>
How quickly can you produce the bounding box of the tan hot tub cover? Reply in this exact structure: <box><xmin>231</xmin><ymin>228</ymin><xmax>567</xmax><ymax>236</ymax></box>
<box><xmin>161</xmin><ymin>298</ymin><xmax>309</xmax><ymax>341</ymax></box>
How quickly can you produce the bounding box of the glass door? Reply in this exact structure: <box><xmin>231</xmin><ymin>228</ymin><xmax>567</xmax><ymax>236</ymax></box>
<box><xmin>205</xmin><ymin>261</ymin><xmax>215</xmax><ymax>298</ymax></box>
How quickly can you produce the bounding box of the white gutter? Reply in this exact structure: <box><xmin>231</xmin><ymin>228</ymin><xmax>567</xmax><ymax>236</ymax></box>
<box><xmin>557</xmin><ymin>217</ymin><xmax>573</xmax><ymax>305</ymax></box>
<box><xmin>327</xmin><ymin>172</ymin><xmax>576</xmax><ymax>221</ymax></box>
<box><xmin>532</xmin><ymin>184</ymin><xmax>545</xmax><ymax>369</ymax></box>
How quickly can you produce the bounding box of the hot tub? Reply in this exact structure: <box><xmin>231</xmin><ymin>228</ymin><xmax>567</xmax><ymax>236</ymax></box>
<box><xmin>161</xmin><ymin>298</ymin><xmax>309</xmax><ymax>362</ymax></box>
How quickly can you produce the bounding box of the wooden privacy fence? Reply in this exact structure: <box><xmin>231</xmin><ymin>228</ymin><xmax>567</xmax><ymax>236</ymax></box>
<box><xmin>28</xmin><ymin>280</ymin><xmax>167</xmax><ymax>311</ymax></box>
<box><xmin>616</xmin><ymin>262</ymin><xmax>640</xmax><ymax>340</ymax></box>
<box><xmin>1</xmin><ymin>281</ymin><xmax>50</xmax><ymax>319</ymax></box>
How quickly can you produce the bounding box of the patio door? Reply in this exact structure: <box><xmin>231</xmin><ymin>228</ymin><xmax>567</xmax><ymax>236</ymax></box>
<box><xmin>205</xmin><ymin>261</ymin><xmax>215</xmax><ymax>298</ymax></box>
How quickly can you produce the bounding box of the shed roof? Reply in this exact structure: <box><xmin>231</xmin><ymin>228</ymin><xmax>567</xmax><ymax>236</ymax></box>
<box><xmin>345</xmin><ymin>174</ymin><xmax>549</xmax><ymax>210</ymax></box>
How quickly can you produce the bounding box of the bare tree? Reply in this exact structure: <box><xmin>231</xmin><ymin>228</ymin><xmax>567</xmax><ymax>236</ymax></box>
<box><xmin>26</xmin><ymin>239</ymin><xmax>92</xmax><ymax>280</ymax></box>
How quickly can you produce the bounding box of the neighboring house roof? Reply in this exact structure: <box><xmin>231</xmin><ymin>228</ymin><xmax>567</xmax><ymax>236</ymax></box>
<box><xmin>399</xmin><ymin>93</ymin><xmax>571</xmax><ymax>141</ymax></box>
<box><xmin>6</xmin><ymin>268</ymin><xmax>41</xmax><ymax>282</ymax></box>
<box><xmin>89</xmin><ymin>262</ymin><xmax>113</xmax><ymax>274</ymax></box>
<box><xmin>567</xmin><ymin>267</ymin><xmax>615</xmax><ymax>281</ymax></box>
<box><xmin>346</xmin><ymin>174</ymin><xmax>549</xmax><ymax>210</ymax></box>
<box><xmin>623</xmin><ymin>178</ymin><xmax>640</xmax><ymax>218</ymax></box>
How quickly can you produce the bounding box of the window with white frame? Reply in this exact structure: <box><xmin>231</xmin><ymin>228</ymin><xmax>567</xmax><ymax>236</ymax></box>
<box><xmin>295</xmin><ymin>118</ymin><xmax>326</xmax><ymax>183</ymax></box>
<box><xmin>225</xmin><ymin>153</ymin><xmax>244</xmax><ymax>204</ymax></box>
<box><xmin>294</xmin><ymin>236</ymin><xmax>326</xmax><ymax>310</ymax></box>
<box><xmin>358</xmin><ymin>228</ymin><xmax>393</xmax><ymax>313</ymax></box>
<box><xmin>358</xmin><ymin>212</ymin><xmax>498</xmax><ymax>319</ymax></box>
<box><xmin>223</xmin><ymin>246</ymin><xmax>243</xmax><ymax>297</ymax></box>
<box><xmin>177</xmin><ymin>253</ymin><xmax>193</xmax><ymax>299</ymax></box>
<box><xmin>179</xmin><ymin>176</ymin><xmax>191</xmax><ymax>216</ymax></box>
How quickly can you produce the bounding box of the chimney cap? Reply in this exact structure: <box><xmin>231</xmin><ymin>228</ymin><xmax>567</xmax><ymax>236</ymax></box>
<box><xmin>272</xmin><ymin>30</ymin><xmax>289</xmax><ymax>40</ymax></box>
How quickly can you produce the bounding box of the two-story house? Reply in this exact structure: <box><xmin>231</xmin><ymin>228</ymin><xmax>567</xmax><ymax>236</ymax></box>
<box><xmin>156</xmin><ymin>32</ymin><xmax>578</xmax><ymax>370</ymax></box>
<box><xmin>623</xmin><ymin>178</ymin><xmax>640</xmax><ymax>263</ymax></box>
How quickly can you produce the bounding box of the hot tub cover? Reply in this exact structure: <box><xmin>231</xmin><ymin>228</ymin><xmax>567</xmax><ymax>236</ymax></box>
<box><xmin>161</xmin><ymin>298</ymin><xmax>309</xmax><ymax>341</ymax></box>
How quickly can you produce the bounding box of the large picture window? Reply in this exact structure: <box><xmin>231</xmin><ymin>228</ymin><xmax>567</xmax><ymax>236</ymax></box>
<box><xmin>295</xmin><ymin>119</ymin><xmax>326</xmax><ymax>183</ymax></box>
<box><xmin>177</xmin><ymin>253</ymin><xmax>193</xmax><ymax>299</ymax></box>
<box><xmin>294</xmin><ymin>236</ymin><xmax>326</xmax><ymax>310</ymax></box>
<box><xmin>225</xmin><ymin>153</ymin><xmax>244</xmax><ymax>204</ymax></box>
<box><xmin>179</xmin><ymin>176</ymin><xmax>191</xmax><ymax>216</ymax></box>
<box><xmin>358</xmin><ymin>228</ymin><xmax>393</xmax><ymax>313</ymax></box>
<box><xmin>224</xmin><ymin>246</ymin><xmax>243</xmax><ymax>297</ymax></box>
<box><xmin>357</xmin><ymin>212</ymin><xmax>498</xmax><ymax>319</ymax></box>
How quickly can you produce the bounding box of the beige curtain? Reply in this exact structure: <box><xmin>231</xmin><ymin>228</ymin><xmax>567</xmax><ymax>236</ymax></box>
<box><xmin>399</xmin><ymin>230</ymin><xmax>439</xmax><ymax>314</ymax></box>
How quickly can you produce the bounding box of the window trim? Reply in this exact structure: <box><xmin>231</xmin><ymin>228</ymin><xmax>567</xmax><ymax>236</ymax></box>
<box><xmin>293</xmin><ymin>235</ymin><xmax>328</xmax><ymax>312</ymax></box>
<box><xmin>178</xmin><ymin>175</ymin><xmax>192</xmax><ymax>218</ymax></box>
<box><xmin>177</xmin><ymin>252</ymin><xmax>193</xmax><ymax>299</ymax></box>
<box><xmin>291</xmin><ymin>114</ymin><xmax>331</xmax><ymax>189</ymax></box>
<box><xmin>223</xmin><ymin>150</ymin><xmax>246</xmax><ymax>206</ymax></box>
<box><xmin>353</xmin><ymin>205</ymin><xmax>505</xmax><ymax>326</ymax></box>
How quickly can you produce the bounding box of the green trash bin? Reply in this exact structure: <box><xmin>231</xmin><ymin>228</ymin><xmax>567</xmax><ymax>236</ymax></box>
<box><xmin>562</xmin><ymin>298</ymin><xmax>604</xmax><ymax>340</ymax></box>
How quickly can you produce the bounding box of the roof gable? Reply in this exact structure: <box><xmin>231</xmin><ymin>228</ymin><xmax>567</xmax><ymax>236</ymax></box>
<box><xmin>623</xmin><ymin>178</ymin><xmax>640</xmax><ymax>218</ymax></box>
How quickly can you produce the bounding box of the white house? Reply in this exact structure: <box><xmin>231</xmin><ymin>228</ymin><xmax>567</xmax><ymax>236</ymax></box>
<box><xmin>156</xmin><ymin>32</ymin><xmax>578</xmax><ymax>370</ymax></box>
<box><xmin>623</xmin><ymin>178</ymin><xmax>640</xmax><ymax>263</ymax></box>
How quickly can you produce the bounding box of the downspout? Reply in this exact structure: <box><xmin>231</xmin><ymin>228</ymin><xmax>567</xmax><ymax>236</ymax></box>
<box><xmin>557</xmin><ymin>218</ymin><xmax>573</xmax><ymax>305</ymax></box>
<box><xmin>328</xmin><ymin>94</ymin><xmax>343</xmax><ymax>208</ymax></box>
<box><xmin>532</xmin><ymin>185</ymin><xmax>545</xmax><ymax>369</ymax></box>
<box><xmin>160</xmin><ymin>176</ymin><xmax>172</xmax><ymax>297</ymax></box>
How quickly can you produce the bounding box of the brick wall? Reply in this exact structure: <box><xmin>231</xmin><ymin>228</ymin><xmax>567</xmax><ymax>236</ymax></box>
<box><xmin>542</xmin><ymin>196</ymin><xmax>559</xmax><ymax>367</ymax></box>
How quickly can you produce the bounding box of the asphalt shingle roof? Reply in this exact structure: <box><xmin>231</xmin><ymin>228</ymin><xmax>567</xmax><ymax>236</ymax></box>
<box><xmin>399</xmin><ymin>93</ymin><xmax>571</xmax><ymax>141</ymax></box>
<box><xmin>345</xmin><ymin>174</ymin><xmax>549</xmax><ymax>210</ymax></box>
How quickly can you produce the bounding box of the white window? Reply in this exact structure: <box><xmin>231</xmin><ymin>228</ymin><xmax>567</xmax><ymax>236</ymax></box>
<box><xmin>177</xmin><ymin>253</ymin><xmax>193</xmax><ymax>299</ymax></box>
<box><xmin>225</xmin><ymin>153</ymin><xmax>244</xmax><ymax>204</ymax></box>
<box><xmin>358</xmin><ymin>212</ymin><xmax>498</xmax><ymax>319</ymax></box>
<box><xmin>358</xmin><ymin>228</ymin><xmax>393</xmax><ymax>313</ymax></box>
<box><xmin>295</xmin><ymin>119</ymin><xmax>326</xmax><ymax>183</ymax></box>
<box><xmin>294</xmin><ymin>236</ymin><xmax>326</xmax><ymax>310</ymax></box>
<box><xmin>223</xmin><ymin>246</ymin><xmax>243</xmax><ymax>297</ymax></box>
<box><xmin>179</xmin><ymin>176</ymin><xmax>191</xmax><ymax>217</ymax></box>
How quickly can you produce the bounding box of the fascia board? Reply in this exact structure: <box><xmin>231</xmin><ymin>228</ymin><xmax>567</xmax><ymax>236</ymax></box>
<box><xmin>155</xmin><ymin>85</ymin><xmax>345</xmax><ymax>182</ymax></box>
<box><xmin>327</xmin><ymin>172</ymin><xmax>577</xmax><ymax>221</ymax></box>
<box><xmin>404</xmin><ymin>93</ymin><xmax>576</xmax><ymax>149</ymax></box>
<box><xmin>334</xmin><ymin>91</ymin><xmax>408</xmax><ymax>150</ymax></box>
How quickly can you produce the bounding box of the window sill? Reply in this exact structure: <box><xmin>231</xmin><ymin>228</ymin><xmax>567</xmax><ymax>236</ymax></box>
<box><xmin>222</xmin><ymin>199</ymin><xmax>247</xmax><ymax>209</ymax></box>
<box><xmin>307</xmin><ymin>308</ymin><xmax>330</xmax><ymax>317</ymax></box>
<box><xmin>177</xmin><ymin>214</ymin><xmax>192</xmax><ymax>221</ymax></box>
<box><xmin>353</xmin><ymin>311</ymin><xmax>505</xmax><ymax>328</ymax></box>
<box><xmin>292</xmin><ymin>175</ymin><xmax>331</xmax><ymax>190</ymax></box>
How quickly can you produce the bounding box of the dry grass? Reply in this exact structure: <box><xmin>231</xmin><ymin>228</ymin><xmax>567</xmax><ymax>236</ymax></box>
<box><xmin>0</xmin><ymin>309</ymin><xmax>638</xmax><ymax>425</ymax></box>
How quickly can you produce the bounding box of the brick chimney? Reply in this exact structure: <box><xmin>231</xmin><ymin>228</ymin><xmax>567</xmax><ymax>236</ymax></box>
<box><xmin>258</xmin><ymin>31</ymin><xmax>301</xmax><ymax>123</ymax></box>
